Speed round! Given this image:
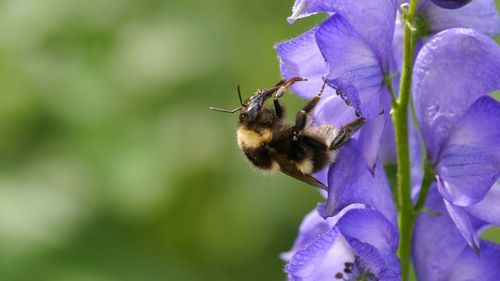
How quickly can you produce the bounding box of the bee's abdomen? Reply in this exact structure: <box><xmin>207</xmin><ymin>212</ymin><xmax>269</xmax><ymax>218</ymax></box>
<box><xmin>292</xmin><ymin>136</ymin><xmax>337</xmax><ymax>174</ymax></box>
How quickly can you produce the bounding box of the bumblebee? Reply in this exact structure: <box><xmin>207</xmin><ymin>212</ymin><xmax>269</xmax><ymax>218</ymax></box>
<box><xmin>210</xmin><ymin>77</ymin><xmax>365</xmax><ymax>190</ymax></box>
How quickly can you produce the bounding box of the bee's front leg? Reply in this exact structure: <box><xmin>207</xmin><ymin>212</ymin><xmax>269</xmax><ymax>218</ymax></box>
<box><xmin>273</xmin><ymin>77</ymin><xmax>307</xmax><ymax>119</ymax></box>
<box><xmin>273</xmin><ymin>99</ymin><xmax>284</xmax><ymax>119</ymax></box>
<box><xmin>274</xmin><ymin>77</ymin><xmax>307</xmax><ymax>99</ymax></box>
<box><xmin>273</xmin><ymin>79</ymin><xmax>285</xmax><ymax>87</ymax></box>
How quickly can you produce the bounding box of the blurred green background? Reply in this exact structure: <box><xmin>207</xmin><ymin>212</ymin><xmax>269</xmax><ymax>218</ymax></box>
<box><xmin>0</xmin><ymin>1</ymin><xmax>499</xmax><ymax>280</ymax></box>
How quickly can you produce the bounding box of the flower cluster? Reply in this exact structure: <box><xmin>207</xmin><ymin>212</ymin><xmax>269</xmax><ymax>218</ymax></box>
<box><xmin>274</xmin><ymin>0</ymin><xmax>500</xmax><ymax>280</ymax></box>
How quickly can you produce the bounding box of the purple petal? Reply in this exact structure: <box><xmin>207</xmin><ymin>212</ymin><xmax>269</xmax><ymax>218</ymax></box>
<box><xmin>316</xmin><ymin>15</ymin><xmax>385</xmax><ymax>118</ymax></box>
<box><xmin>358</xmin><ymin>107</ymin><xmax>389</xmax><ymax>170</ymax></box>
<box><xmin>338</xmin><ymin>209</ymin><xmax>398</xmax><ymax>255</ymax></box>
<box><xmin>283</xmin><ymin>205</ymin><xmax>366</xmax><ymax>262</ymax></box>
<box><xmin>338</xmin><ymin>209</ymin><xmax>400</xmax><ymax>280</ymax></box>
<box><xmin>281</xmin><ymin>209</ymin><xmax>333</xmax><ymax>262</ymax></box>
<box><xmin>275</xmin><ymin>27</ymin><xmax>333</xmax><ymax>99</ymax></box>
<box><xmin>447</xmin><ymin>240</ymin><xmax>500</xmax><ymax>281</ymax></box>
<box><xmin>379</xmin><ymin>110</ymin><xmax>397</xmax><ymax>164</ymax></box>
<box><xmin>391</xmin><ymin>13</ymin><xmax>404</xmax><ymax>71</ymax></box>
<box><xmin>319</xmin><ymin>141</ymin><xmax>397</xmax><ymax>227</ymax></box>
<box><xmin>409</xmin><ymin>122</ymin><xmax>424</xmax><ymax>199</ymax></box>
<box><xmin>436</xmin><ymin>96</ymin><xmax>500</xmax><ymax>206</ymax></box>
<box><xmin>413</xmin><ymin>186</ymin><xmax>471</xmax><ymax>280</ymax></box>
<box><xmin>412</xmin><ymin>28</ymin><xmax>500</xmax><ymax>161</ymax></box>
<box><xmin>464</xmin><ymin>182</ymin><xmax>500</xmax><ymax>226</ymax></box>
<box><xmin>285</xmin><ymin>227</ymin><xmax>355</xmax><ymax>280</ymax></box>
<box><xmin>443</xmin><ymin>199</ymin><xmax>480</xmax><ymax>253</ymax></box>
<box><xmin>287</xmin><ymin>0</ymin><xmax>330</xmax><ymax>23</ymax></box>
<box><xmin>288</xmin><ymin>0</ymin><xmax>397</xmax><ymax>64</ymax></box>
<box><xmin>413</xmin><ymin>186</ymin><xmax>493</xmax><ymax>280</ymax></box>
<box><xmin>419</xmin><ymin>0</ymin><xmax>500</xmax><ymax>36</ymax></box>
<box><xmin>312</xmin><ymin>90</ymin><xmax>359</xmax><ymax>129</ymax></box>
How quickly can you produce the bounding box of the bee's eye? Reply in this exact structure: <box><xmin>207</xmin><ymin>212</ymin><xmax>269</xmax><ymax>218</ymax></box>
<box><xmin>240</xmin><ymin>113</ymin><xmax>246</xmax><ymax>121</ymax></box>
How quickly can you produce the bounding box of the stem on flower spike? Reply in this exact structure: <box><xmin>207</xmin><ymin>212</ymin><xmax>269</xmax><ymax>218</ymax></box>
<box><xmin>393</xmin><ymin>1</ymin><xmax>419</xmax><ymax>281</ymax></box>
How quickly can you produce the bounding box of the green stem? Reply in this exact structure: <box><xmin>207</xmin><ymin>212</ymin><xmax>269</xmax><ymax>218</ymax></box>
<box><xmin>392</xmin><ymin>1</ymin><xmax>419</xmax><ymax>281</ymax></box>
<box><xmin>413</xmin><ymin>160</ymin><xmax>435</xmax><ymax>212</ymax></box>
<box><xmin>384</xmin><ymin>74</ymin><xmax>398</xmax><ymax>109</ymax></box>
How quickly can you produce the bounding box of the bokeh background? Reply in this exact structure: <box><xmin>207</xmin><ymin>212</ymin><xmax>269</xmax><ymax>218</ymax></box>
<box><xmin>0</xmin><ymin>1</ymin><xmax>499</xmax><ymax>280</ymax></box>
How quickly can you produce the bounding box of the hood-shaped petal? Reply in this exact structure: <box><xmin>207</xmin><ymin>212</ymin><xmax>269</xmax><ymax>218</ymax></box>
<box><xmin>436</xmin><ymin>96</ymin><xmax>500</xmax><ymax>206</ymax></box>
<box><xmin>412</xmin><ymin>28</ymin><xmax>500</xmax><ymax>161</ymax></box>
<box><xmin>318</xmin><ymin>140</ymin><xmax>397</xmax><ymax>226</ymax></box>
<box><xmin>275</xmin><ymin>27</ymin><xmax>333</xmax><ymax>99</ymax></box>
<box><xmin>419</xmin><ymin>0</ymin><xmax>500</xmax><ymax>36</ymax></box>
<box><xmin>316</xmin><ymin>14</ymin><xmax>385</xmax><ymax>118</ymax></box>
<box><xmin>315</xmin><ymin>14</ymin><xmax>392</xmax><ymax>170</ymax></box>
<box><xmin>288</xmin><ymin>0</ymin><xmax>397</xmax><ymax>64</ymax></box>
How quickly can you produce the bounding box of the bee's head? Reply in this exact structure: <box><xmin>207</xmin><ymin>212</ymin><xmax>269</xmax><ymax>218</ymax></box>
<box><xmin>239</xmin><ymin>90</ymin><xmax>266</xmax><ymax>124</ymax></box>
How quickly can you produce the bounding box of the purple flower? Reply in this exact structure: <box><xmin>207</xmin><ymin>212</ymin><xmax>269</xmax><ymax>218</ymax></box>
<box><xmin>317</xmin><ymin>140</ymin><xmax>397</xmax><ymax>224</ymax></box>
<box><xmin>283</xmin><ymin>206</ymin><xmax>400</xmax><ymax>281</ymax></box>
<box><xmin>276</xmin><ymin>0</ymin><xmax>398</xmax><ymax>171</ymax></box>
<box><xmin>384</xmin><ymin>0</ymin><xmax>499</xmax><ymax>174</ymax></box>
<box><xmin>393</xmin><ymin>0</ymin><xmax>500</xmax><ymax>68</ymax></box>
<box><xmin>413</xmin><ymin>185</ymin><xmax>500</xmax><ymax>281</ymax></box>
<box><xmin>412</xmin><ymin>28</ymin><xmax>500</xmax><ymax>252</ymax></box>
<box><xmin>414</xmin><ymin>0</ymin><xmax>500</xmax><ymax>36</ymax></box>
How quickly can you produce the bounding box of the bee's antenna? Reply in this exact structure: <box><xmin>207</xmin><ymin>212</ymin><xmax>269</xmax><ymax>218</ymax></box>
<box><xmin>237</xmin><ymin>85</ymin><xmax>243</xmax><ymax>105</ymax></box>
<box><xmin>209</xmin><ymin>106</ymin><xmax>241</xmax><ymax>113</ymax></box>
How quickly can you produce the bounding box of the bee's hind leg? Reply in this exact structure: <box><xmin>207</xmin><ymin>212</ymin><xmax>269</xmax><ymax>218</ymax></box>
<box><xmin>330</xmin><ymin>117</ymin><xmax>366</xmax><ymax>150</ymax></box>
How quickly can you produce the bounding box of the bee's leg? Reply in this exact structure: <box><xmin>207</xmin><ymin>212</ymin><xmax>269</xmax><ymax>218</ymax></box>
<box><xmin>330</xmin><ymin>117</ymin><xmax>366</xmax><ymax>150</ymax></box>
<box><xmin>273</xmin><ymin>79</ymin><xmax>285</xmax><ymax>87</ymax></box>
<box><xmin>273</xmin><ymin>79</ymin><xmax>286</xmax><ymax>118</ymax></box>
<box><xmin>274</xmin><ymin>77</ymin><xmax>307</xmax><ymax>99</ymax></box>
<box><xmin>273</xmin><ymin>98</ymin><xmax>285</xmax><ymax>119</ymax></box>
<box><xmin>294</xmin><ymin>81</ymin><xmax>327</xmax><ymax>133</ymax></box>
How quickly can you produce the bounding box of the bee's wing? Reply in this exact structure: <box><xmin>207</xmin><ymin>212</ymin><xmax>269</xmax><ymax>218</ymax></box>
<box><xmin>268</xmin><ymin>149</ymin><xmax>327</xmax><ymax>191</ymax></box>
